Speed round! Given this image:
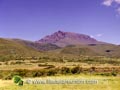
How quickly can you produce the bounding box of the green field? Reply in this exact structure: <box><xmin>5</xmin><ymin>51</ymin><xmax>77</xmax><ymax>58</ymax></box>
<box><xmin>0</xmin><ymin>75</ymin><xmax>119</xmax><ymax>90</ymax></box>
<box><xmin>0</xmin><ymin>38</ymin><xmax>120</xmax><ymax>90</ymax></box>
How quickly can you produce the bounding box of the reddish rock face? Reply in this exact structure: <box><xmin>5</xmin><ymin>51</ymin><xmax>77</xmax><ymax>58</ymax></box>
<box><xmin>36</xmin><ymin>30</ymin><xmax>102</xmax><ymax>47</ymax></box>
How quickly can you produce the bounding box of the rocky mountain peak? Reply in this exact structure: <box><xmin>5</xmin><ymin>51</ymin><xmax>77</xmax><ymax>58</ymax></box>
<box><xmin>37</xmin><ymin>30</ymin><xmax>101</xmax><ymax>47</ymax></box>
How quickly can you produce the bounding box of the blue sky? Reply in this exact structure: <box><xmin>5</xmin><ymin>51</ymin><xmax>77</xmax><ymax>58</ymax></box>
<box><xmin>0</xmin><ymin>0</ymin><xmax>120</xmax><ymax>44</ymax></box>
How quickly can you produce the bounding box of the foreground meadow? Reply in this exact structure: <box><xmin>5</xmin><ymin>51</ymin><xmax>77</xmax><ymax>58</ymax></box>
<box><xmin>0</xmin><ymin>74</ymin><xmax>119</xmax><ymax>90</ymax></box>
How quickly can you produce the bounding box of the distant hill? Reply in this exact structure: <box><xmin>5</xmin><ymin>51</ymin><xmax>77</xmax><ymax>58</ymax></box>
<box><xmin>37</xmin><ymin>30</ymin><xmax>104</xmax><ymax>47</ymax></box>
<box><xmin>0</xmin><ymin>31</ymin><xmax>120</xmax><ymax>59</ymax></box>
<box><xmin>13</xmin><ymin>39</ymin><xmax>61</xmax><ymax>51</ymax></box>
<box><xmin>58</xmin><ymin>44</ymin><xmax>120</xmax><ymax>57</ymax></box>
<box><xmin>0</xmin><ymin>38</ymin><xmax>40</xmax><ymax>57</ymax></box>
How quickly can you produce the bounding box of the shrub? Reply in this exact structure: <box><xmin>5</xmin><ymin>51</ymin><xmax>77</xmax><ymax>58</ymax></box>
<box><xmin>71</xmin><ymin>66</ymin><xmax>82</xmax><ymax>74</ymax></box>
<box><xmin>111</xmin><ymin>71</ymin><xmax>117</xmax><ymax>76</ymax></box>
<box><xmin>89</xmin><ymin>67</ymin><xmax>96</xmax><ymax>73</ymax></box>
<box><xmin>47</xmin><ymin>69</ymin><xmax>57</xmax><ymax>76</ymax></box>
<box><xmin>32</xmin><ymin>70</ymin><xmax>46</xmax><ymax>77</ymax></box>
<box><xmin>61</xmin><ymin>67</ymin><xmax>71</xmax><ymax>74</ymax></box>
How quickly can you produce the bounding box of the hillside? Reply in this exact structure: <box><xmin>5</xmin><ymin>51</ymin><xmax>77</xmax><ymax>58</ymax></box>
<box><xmin>0</xmin><ymin>38</ymin><xmax>41</xmax><ymax>58</ymax></box>
<box><xmin>58</xmin><ymin>44</ymin><xmax>120</xmax><ymax>57</ymax></box>
<box><xmin>13</xmin><ymin>39</ymin><xmax>61</xmax><ymax>51</ymax></box>
<box><xmin>0</xmin><ymin>31</ymin><xmax>120</xmax><ymax>59</ymax></box>
<box><xmin>45</xmin><ymin>43</ymin><xmax>120</xmax><ymax>58</ymax></box>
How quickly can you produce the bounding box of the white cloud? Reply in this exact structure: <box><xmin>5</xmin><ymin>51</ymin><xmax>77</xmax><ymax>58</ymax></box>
<box><xmin>90</xmin><ymin>35</ymin><xmax>94</xmax><ymax>38</ymax></box>
<box><xmin>102</xmin><ymin>0</ymin><xmax>120</xmax><ymax>6</ymax></box>
<box><xmin>102</xmin><ymin>0</ymin><xmax>120</xmax><ymax>15</ymax></box>
<box><xmin>115</xmin><ymin>0</ymin><xmax>120</xmax><ymax>4</ymax></box>
<box><xmin>102</xmin><ymin>0</ymin><xmax>113</xmax><ymax>6</ymax></box>
<box><xmin>96</xmin><ymin>34</ymin><xmax>103</xmax><ymax>37</ymax></box>
<box><xmin>90</xmin><ymin>34</ymin><xmax>103</xmax><ymax>38</ymax></box>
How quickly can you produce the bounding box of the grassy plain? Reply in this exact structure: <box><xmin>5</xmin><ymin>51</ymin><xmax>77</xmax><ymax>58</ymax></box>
<box><xmin>0</xmin><ymin>75</ymin><xmax>120</xmax><ymax>90</ymax></box>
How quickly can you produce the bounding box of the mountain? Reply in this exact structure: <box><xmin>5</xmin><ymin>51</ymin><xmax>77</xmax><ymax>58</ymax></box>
<box><xmin>37</xmin><ymin>30</ymin><xmax>104</xmax><ymax>47</ymax></box>
<box><xmin>0</xmin><ymin>38</ymin><xmax>41</xmax><ymax>57</ymax></box>
<box><xmin>13</xmin><ymin>39</ymin><xmax>61</xmax><ymax>51</ymax></box>
<box><xmin>36</xmin><ymin>31</ymin><xmax>120</xmax><ymax>57</ymax></box>
<box><xmin>1</xmin><ymin>30</ymin><xmax>120</xmax><ymax>59</ymax></box>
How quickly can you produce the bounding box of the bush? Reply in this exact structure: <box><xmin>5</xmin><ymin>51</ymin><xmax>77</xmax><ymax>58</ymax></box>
<box><xmin>47</xmin><ymin>69</ymin><xmax>57</xmax><ymax>76</ymax></box>
<box><xmin>71</xmin><ymin>66</ymin><xmax>82</xmax><ymax>74</ymax></box>
<box><xmin>61</xmin><ymin>67</ymin><xmax>71</xmax><ymax>74</ymax></box>
<box><xmin>32</xmin><ymin>70</ymin><xmax>46</xmax><ymax>77</ymax></box>
<box><xmin>111</xmin><ymin>71</ymin><xmax>117</xmax><ymax>76</ymax></box>
<box><xmin>89</xmin><ymin>67</ymin><xmax>96</xmax><ymax>73</ymax></box>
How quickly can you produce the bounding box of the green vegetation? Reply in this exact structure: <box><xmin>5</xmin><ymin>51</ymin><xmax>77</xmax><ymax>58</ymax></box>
<box><xmin>0</xmin><ymin>75</ymin><xmax>120</xmax><ymax>90</ymax></box>
<box><xmin>0</xmin><ymin>65</ymin><xmax>119</xmax><ymax>80</ymax></box>
<box><xmin>0</xmin><ymin>38</ymin><xmax>41</xmax><ymax>59</ymax></box>
<box><xmin>0</xmin><ymin>38</ymin><xmax>120</xmax><ymax>90</ymax></box>
<box><xmin>1</xmin><ymin>38</ymin><xmax>120</xmax><ymax>63</ymax></box>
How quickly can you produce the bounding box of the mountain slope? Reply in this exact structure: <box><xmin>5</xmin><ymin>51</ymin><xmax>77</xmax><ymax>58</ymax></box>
<box><xmin>37</xmin><ymin>31</ymin><xmax>104</xmax><ymax>47</ymax></box>
<box><xmin>13</xmin><ymin>39</ymin><xmax>61</xmax><ymax>51</ymax></box>
<box><xmin>0</xmin><ymin>38</ymin><xmax>41</xmax><ymax>57</ymax></box>
<box><xmin>0</xmin><ymin>31</ymin><xmax>120</xmax><ymax>59</ymax></box>
<box><xmin>58</xmin><ymin>44</ymin><xmax>120</xmax><ymax>57</ymax></box>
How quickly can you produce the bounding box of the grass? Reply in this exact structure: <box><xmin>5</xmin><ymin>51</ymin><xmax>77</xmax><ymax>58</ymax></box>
<box><xmin>0</xmin><ymin>61</ymin><xmax>119</xmax><ymax>70</ymax></box>
<box><xmin>0</xmin><ymin>64</ymin><xmax>42</xmax><ymax>70</ymax></box>
<box><xmin>0</xmin><ymin>74</ymin><xmax>119</xmax><ymax>90</ymax></box>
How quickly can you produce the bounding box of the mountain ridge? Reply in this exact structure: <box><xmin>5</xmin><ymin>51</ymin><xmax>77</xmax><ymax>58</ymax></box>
<box><xmin>0</xmin><ymin>31</ymin><xmax>120</xmax><ymax>58</ymax></box>
<box><xmin>36</xmin><ymin>30</ymin><xmax>105</xmax><ymax>47</ymax></box>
